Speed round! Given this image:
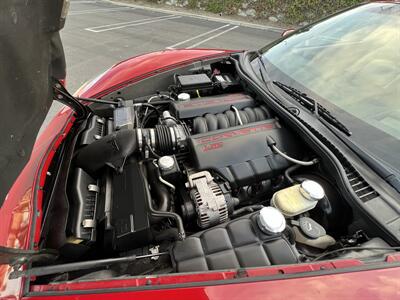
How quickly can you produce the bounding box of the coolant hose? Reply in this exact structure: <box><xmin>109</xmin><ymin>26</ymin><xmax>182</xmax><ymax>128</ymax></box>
<box><xmin>147</xmin><ymin>162</ymin><xmax>171</xmax><ymax>212</ymax></box>
<box><xmin>139</xmin><ymin>162</ymin><xmax>186</xmax><ymax>240</ymax></box>
<box><xmin>231</xmin><ymin>205</ymin><xmax>264</xmax><ymax>217</ymax></box>
<box><xmin>154</xmin><ymin>228</ymin><xmax>180</xmax><ymax>242</ymax></box>
<box><xmin>284</xmin><ymin>164</ymin><xmax>302</xmax><ymax>184</ymax></box>
<box><xmin>284</xmin><ymin>226</ymin><xmax>296</xmax><ymax>245</ymax></box>
<box><xmin>266</xmin><ymin>136</ymin><xmax>318</xmax><ymax>166</ymax></box>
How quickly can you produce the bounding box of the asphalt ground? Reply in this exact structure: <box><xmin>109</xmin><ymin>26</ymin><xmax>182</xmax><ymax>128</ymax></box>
<box><xmin>43</xmin><ymin>0</ymin><xmax>282</xmax><ymax>127</ymax></box>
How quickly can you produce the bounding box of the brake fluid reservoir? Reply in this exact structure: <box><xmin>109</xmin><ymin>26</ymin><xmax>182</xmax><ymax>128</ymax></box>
<box><xmin>272</xmin><ymin>180</ymin><xmax>325</xmax><ymax>217</ymax></box>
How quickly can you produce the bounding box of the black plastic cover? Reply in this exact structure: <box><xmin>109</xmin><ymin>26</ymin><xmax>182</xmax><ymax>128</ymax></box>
<box><xmin>171</xmin><ymin>212</ymin><xmax>298</xmax><ymax>272</ymax></box>
<box><xmin>79</xmin><ymin>116</ymin><xmax>105</xmax><ymax>145</ymax></box>
<box><xmin>177</xmin><ymin>74</ymin><xmax>213</xmax><ymax>92</ymax></box>
<box><xmin>171</xmin><ymin>93</ymin><xmax>255</xmax><ymax>119</ymax></box>
<box><xmin>298</xmin><ymin>217</ymin><xmax>326</xmax><ymax>239</ymax></box>
<box><xmin>68</xmin><ymin>168</ymin><xmax>98</xmax><ymax>242</ymax></box>
<box><xmin>189</xmin><ymin>120</ymin><xmax>299</xmax><ymax>188</ymax></box>
<box><xmin>110</xmin><ymin>160</ymin><xmax>152</xmax><ymax>250</ymax></box>
<box><xmin>213</xmin><ymin>73</ymin><xmax>239</xmax><ymax>90</ymax></box>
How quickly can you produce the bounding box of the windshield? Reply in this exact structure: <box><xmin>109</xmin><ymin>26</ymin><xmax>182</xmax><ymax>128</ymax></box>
<box><xmin>258</xmin><ymin>3</ymin><xmax>400</xmax><ymax>173</ymax></box>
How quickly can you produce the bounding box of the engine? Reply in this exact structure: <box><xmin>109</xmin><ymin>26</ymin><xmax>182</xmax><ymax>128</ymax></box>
<box><xmin>73</xmin><ymin>90</ymin><xmax>299</xmax><ymax>233</ymax></box>
<box><xmin>60</xmin><ymin>62</ymin><xmax>388</xmax><ymax>277</ymax></box>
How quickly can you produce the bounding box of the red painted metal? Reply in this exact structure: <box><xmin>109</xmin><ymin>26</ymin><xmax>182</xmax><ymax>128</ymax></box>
<box><xmin>25</xmin><ymin>266</ymin><xmax>400</xmax><ymax>299</ymax></box>
<box><xmin>29</xmin><ymin>260</ymin><xmax>365</xmax><ymax>293</ymax></box>
<box><xmin>386</xmin><ymin>253</ymin><xmax>400</xmax><ymax>263</ymax></box>
<box><xmin>75</xmin><ymin>49</ymin><xmax>237</xmax><ymax>98</ymax></box>
<box><xmin>0</xmin><ymin>107</ymin><xmax>75</xmax><ymax>299</ymax></box>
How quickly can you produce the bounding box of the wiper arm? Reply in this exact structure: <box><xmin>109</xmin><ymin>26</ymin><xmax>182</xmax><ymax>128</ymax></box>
<box><xmin>255</xmin><ymin>51</ymin><xmax>269</xmax><ymax>85</ymax></box>
<box><xmin>272</xmin><ymin>81</ymin><xmax>400</xmax><ymax>192</ymax></box>
<box><xmin>273</xmin><ymin>81</ymin><xmax>352</xmax><ymax>136</ymax></box>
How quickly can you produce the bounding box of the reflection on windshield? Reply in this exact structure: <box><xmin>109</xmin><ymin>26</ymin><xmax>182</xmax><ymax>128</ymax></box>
<box><xmin>263</xmin><ymin>3</ymin><xmax>400</xmax><ymax>139</ymax></box>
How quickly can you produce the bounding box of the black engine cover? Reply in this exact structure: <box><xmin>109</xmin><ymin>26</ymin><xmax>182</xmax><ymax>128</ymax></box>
<box><xmin>188</xmin><ymin>120</ymin><xmax>300</xmax><ymax>188</ymax></box>
<box><xmin>171</xmin><ymin>93</ymin><xmax>255</xmax><ymax>119</ymax></box>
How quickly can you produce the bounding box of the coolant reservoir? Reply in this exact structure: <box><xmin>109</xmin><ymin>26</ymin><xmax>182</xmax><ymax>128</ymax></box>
<box><xmin>272</xmin><ymin>180</ymin><xmax>325</xmax><ymax>217</ymax></box>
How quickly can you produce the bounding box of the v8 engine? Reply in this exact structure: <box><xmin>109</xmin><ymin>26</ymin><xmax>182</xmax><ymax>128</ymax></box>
<box><xmin>74</xmin><ymin>91</ymin><xmax>300</xmax><ymax>233</ymax></box>
<box><xmin>60</xmin><ymin>61</ymin><xmax>382</xmax><ymax>278</ymax></box>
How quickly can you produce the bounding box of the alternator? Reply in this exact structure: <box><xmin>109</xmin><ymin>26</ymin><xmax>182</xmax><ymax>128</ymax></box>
<box><xmin>187</xmin><ymin>171</ymin><xmax>230</xmax><ymax>228</ymax></box>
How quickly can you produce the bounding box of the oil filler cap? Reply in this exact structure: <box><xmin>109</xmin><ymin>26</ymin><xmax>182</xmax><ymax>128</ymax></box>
<box><xmin>298</xmin><ymin>217</ymin><xmax>326</xmax><ymax>239</ymax></box>
<box><xmin>257</xmin><ymin>207</ymin><xmax>286</xmax><ymax>235</ymax></box>
<box><xmin>158</xmin><ymin>156</ymin><xmax>175</xmax><ymax>171</ymax></box>
<box><xmin>177</xmin><ymin>93</ymin><xmax>190</xmax><ymax>101</ymax></box>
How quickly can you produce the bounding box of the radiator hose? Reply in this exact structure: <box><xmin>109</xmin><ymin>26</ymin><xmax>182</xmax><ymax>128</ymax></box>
<box><xmin>140</xmin><ymin>162</ymin><xmax>186</xmax><ymax>240</ymax></box>
<box><xmin>147</xmin><ymin>162</ymin><xmax>171</xmax><ymax>212</ymax></box>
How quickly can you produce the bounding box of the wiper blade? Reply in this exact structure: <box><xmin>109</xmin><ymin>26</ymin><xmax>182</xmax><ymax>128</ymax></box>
<box><xmin>273</xmin><ymin>81</ymin><xmax>352</xmax><ymax>136</ymax></box>
<box><xmin>255</xmin><ymin>51</ymin><xmax>269</xmax><ymax>85</ymax></box>
<box><xmin>256</xmin><ymin>51</ymin><xmax>267</xmax><ymax>71</ymax></box>
<box><xmin>272</xmin><ymin>82</ymin><xmax>400</xmax><ymax>192</ymax></box>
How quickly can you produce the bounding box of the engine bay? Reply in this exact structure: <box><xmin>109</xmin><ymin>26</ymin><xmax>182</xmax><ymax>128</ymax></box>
<box><xmin>38</xmin><ymin>57</ymin><xmax>395</xmax><ymax>282</ymax></box>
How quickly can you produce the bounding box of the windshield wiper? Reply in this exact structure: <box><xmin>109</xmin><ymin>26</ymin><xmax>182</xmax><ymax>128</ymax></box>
<box><xmin>254</xmin><ymin>51</ymin><xmax>269</xmax><ymax>85</ymax></box>
<box><xmin>273</xmin><ymin>81</ymin><xmax>352</xmax><ymax>136</ymax></box>
<box><xmin>247</xmin><ymin>57</ymin><xmax>400</xmax><ymax>194</ymax></box>
<box><xmin>271</xmin><ymin>82</ymin><xmax>400</xmax><ymax>193</ymax></box>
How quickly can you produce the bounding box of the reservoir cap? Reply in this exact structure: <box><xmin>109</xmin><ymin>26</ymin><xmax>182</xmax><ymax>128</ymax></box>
<box><xmin>300</xmin><ymin>180</ymin><xmax>325</xmax><ymax>201</ymax></box>
<box><xmin>257</xmin><ymin>207</ymin><xmax>286</xmax><ymax>235</ymax></box>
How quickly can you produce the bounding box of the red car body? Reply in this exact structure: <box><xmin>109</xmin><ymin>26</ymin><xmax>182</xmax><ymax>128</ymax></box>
<box><xmin>1</xmin><ymin>48</ymin><xmax>400</xmax><ymax>300</ymax></box>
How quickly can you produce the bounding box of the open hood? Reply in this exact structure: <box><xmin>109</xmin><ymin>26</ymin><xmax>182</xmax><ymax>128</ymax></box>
<box><xmin>0</xmin><ymin>0</ymin><xmax>70</xmax><ymax>205</ymax></box>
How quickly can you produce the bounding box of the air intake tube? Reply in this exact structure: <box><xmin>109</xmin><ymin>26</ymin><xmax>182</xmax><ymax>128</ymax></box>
<box><xmin>74</xmin><ymin>125</ymin><xmax>187</xmax><ymax>176</ymax></box>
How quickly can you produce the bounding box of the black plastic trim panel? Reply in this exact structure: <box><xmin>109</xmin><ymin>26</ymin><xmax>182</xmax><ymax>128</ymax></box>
<box><xmin>171</xmin><ymin>212</ymin><xmax>298</xmax><ymax>272</ymax></box>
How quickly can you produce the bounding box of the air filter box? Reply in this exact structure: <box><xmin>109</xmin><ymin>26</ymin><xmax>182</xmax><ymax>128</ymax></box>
<box><xmin>109</xmin><ymin>160</ymin><xmax>152</xmax><ymax>250</ymax></box>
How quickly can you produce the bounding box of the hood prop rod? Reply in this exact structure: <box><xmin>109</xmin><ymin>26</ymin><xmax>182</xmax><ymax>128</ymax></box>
<box><xmin>53</xmin><ymin>80</ymin><xmax>88</xmax><ymax>120</ymax></box>
<box><xmin>10</xmin><ymin>252</ymin><xmax>169</xmax><ymax>279</ymax></box>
